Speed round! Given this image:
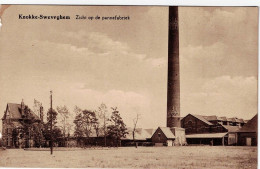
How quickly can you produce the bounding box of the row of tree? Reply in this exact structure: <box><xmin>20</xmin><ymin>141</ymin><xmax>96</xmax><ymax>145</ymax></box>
<box><xmin>26</xmin><ymin>102</ymin><xmax>129</xmax><ymax>147</ymax></box>
<box><xmin>72</xmin><ymin>104</ymin><xmax>128</xmax><ymax>147</ymax></box>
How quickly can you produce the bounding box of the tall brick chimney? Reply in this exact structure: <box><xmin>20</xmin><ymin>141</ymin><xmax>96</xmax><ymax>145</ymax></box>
<box><xmin>167</xmin><ymin>6</ymin><xmax>181</xmax><ymax>128</ymax></box>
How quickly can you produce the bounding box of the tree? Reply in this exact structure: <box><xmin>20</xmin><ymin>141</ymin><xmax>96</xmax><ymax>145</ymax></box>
<box><xmin>46</xmin><ymin>108</ymin><xmax>58</xmax><ymax>129</ymax></box>
<box><xmin>93</xmin><ymin>110</ymin><xmax>100</xmax><ymax>137</ymax></box>
<box><xmin>33</xmin><ymin>99</ymin><xmax>43</xmax><ymax>120</ymax></box>
<box><xmin>82</xmin><ymin>110</ymin><xmax>97</xmax><ymax>138</ymax></box>
<box><xmin>43</xmin><ymin>108</ymin><xmax>61</xmax><ymax>146</ymax></box>
<box><xmin>32</xmin><ymin>99</ymin><xmax>45</xmax><ymax>147</ymax></box>
<box><xmin>57</xmin><ymin>105</ymin><xmax>72</xmax><ymax>146</ymax></box>
<box><xmin>31</xmin><ymin>122</ymin><xmax>45</xmax><ymax>147</ymax></box>
<box><xmin>73</xmin><ymin>106</ymin><xmax>99</xmax><ymax>146</ymax></box>
<box><xmin>21</xmin><ymin>105</ymin><xmax>45</xmax><ymax>148</ymax></box>
<box><xmin>73</xmin><ymin>106</ymin><xmax>84</xmax><ymax>146</ymax></box>
<box><xmin>97</xmin><ymin>103</ymin><xmax>109</xmax><ymax>146</ymax></box>
<box><xmin>107</xmin><ymin>107</ymin><xmax>128</xmax><ymax>147</ymax></box>
<box><xmin>133</xmin><ymin>113</ymin><xmax>141</xmax><ymax>148</ymax></box>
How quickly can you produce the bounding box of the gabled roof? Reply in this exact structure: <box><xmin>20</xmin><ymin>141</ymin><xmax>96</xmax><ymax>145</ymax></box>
<box><xmin>238</xmin><ymin>114</ymin><xmax>257</xmax><ymax>133</ymax></box>
<box><xmin>189</xmin><ymin>114</ymin><xmax>213</xmax><ymax>125</ymax></box>
<box><xmin>227</xmin><ymin>118</ymin><xmax>236</xmax><ymax>122</ymax></box>
<box><xmin>204</xmin><ymin>115</ymin><xmax>224</xmax><ymax>121</ymax></box>
<box><xmin>144</xmin><ymin>129</ymin><xmax>156</xmax><ymax>136</ymax></box>
<box><xmin>2</xmin><ymin>103</ymin><xmax>40</xmax><ymax>121</ymax></box>
<box><xmin>221</xmin><ymin>125</ymin><xmax>240</xmax><ymax>132</ymax></box>
<box><xmin>6</xmin><ymin>103</ymin><xmax>22</xmax><ymax>119</ymax></box>
<box><xmin>203</xmin><ymin>115</ymin><xmax>218</xmax><ymax>121</ymax></box>
<box><xmin>183</xmin><ymin>114</ymin><xmax>245</xmax><ymax>126</ymax></box>
<box><xmin>220</xmin><ymin>117</ymin><xmax>227</xmax><ymax>121</ymax></box>
<box><xmin>159</xmin><ymin>127</ymin><xmax>175</xmax><ymax>139</ymax></box>
<box><xmin>122</xmin><ymin>128</ymin><xmax>155</xmax><ymax>140</ymax></box>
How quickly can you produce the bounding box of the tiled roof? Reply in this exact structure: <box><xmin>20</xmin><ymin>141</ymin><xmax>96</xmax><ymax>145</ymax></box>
<box><xmin>186</xmin><ymin>132</ymin><xmax>228</xmax><ymax>138</ymax></box>
<box><xmin>7</xmin><ymin>103</ymin><xmax>22</xmax><ymax>119</ymax></box>
<box><xmin>186</xmin><ymin>114</ymin><xmax>245</xmax><ymax>125</ymax></box>
<box><xmin>159</xmin><ymin>127</ymin><xmax>175</xmax><ymax>139</ymax></box>
<box><xmin>203</xmin><ymin>115</ymin><xmax>218</xmax><ymax>121</ymax></box>
<box><xmin>145</xmin><ymin>129</ymin><xmax>156</xmax><ymax>136</ymax></box>
<box><xmin>221</xmin><ymin>125</ymin><xmax>240</xmax><ymax>132</ymax></box>
<box><xmin>3</xmin><ymin>103</ymin><xmax>40</xmax><ymax>121</ymax></box>
<box><xmin>227</xmin><ymin>118</ymin><xmax>236</xmax><ymax>122</ymax></box>
<box><xmin>219</xmin><ymin>117</ymin><xmax>227</xmax><ymax>121</ymax></box>
<box><xmin>238</xmin><ymin>114</ymin><xmax>257</xmax><ymax>133</ymax></box>
<box><xmin>122</xmin><ymin>128</ymin><xmax>154</xmax><ymax>140</ymax></box>
<box><xmin>191</xmin><ymin>114</ymin><xmax>213</xmax><ymax>125</ymax></box>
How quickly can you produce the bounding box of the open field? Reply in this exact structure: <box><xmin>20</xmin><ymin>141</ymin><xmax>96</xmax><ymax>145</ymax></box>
<box><xmin>0</xmin><ymin>146</ymin><xmax>257</xmax><ymax>168</ymax></box>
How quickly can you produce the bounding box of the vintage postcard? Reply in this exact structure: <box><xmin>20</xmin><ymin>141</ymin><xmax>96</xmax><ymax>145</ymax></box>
<box><xmin>0</xmin><ymin>5</ymin><xmax>258</xmax><ymax>168</ymax></box>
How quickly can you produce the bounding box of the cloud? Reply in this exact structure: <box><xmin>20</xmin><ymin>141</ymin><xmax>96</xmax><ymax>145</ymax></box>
<box><xmin>65</xmin><ymin>31</ymin><xmax>129</xmax><ymax>54</ymax></box>
<box><xmin>0</xmin><ymin>30</ymin><xmax>167</xmax><ymax>128</ymax></box>
<box><xmin>181</xmin><ymin>75</ymin><xmax>257</xmax><ymax>120</ymax></box>
<box><xmin>145</xmin><ymin>57</ymin><xmax>167</xmax><ymax>67</ymax></box>
<box><xmin>180</xmin><ymin>41</ymin><xmax>257</xmax><ymax>79</ymax></box>
<box><xmin>55</xmin><ymin>85</ymin><xmax>152</xmax><ymax>128</ymax></box>
<box><xmin>180</xmin><ymin>7</ymin><xmax>258</xmax><ymax>47</ymax></box>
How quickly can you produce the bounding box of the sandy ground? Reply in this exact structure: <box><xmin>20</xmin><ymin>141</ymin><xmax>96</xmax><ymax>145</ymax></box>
<box><xmin>0</xmin><ymin>146</ymin><xmax>257</xmax><ymax>168</ymax></box>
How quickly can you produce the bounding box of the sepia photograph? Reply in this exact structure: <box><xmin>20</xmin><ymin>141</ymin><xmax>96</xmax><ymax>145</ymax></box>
<box><xmin>0</xmin><ymin>5</ymin><xmax>258</xmax><ymax>168</ymax></box>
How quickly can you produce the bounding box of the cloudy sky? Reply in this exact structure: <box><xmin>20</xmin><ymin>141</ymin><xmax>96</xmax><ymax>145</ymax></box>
<box><xmin>0</xmin><ymin>6</ymin><xmax>258</xmax><ymax>130</ymax></box>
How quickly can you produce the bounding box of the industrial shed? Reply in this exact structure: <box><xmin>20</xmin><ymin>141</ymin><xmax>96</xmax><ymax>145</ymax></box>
<box><xmin>121</xmin><ymin>128</ymin><xmax>155</xmax><ymax>146</ymax></box>
<box><xmin>186</xmin><ymin>132</ymin><xmax>228</xmax><ymax>146</ymax></box>
<box><xmin>151</xmin><ymin>127</ymin><xmax>186</xmax><ymax>146</ymax></box>
<box><xmin>151</xmin><ymin>127</ymin><xmax>175</xmax><ymax>146</ymax></box>
<box><xmin>221</xmin><ymin>125</ymin><xmax>240</xmax><ymax>145</ymax></box>
<box><xmin>237</xmin><ymin>114</ymin><xmax>257</xmax><ymax>146</ymax></box>
<box><xmin>181</xmin><ymin>113</ymin><xmax>247</xmax><ymax>146</ymax></box>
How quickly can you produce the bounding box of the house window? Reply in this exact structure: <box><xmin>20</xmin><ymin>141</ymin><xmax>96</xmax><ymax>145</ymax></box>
<box><xmin>187</xmin><ymin>120</ymin><xmax>193</xmax><ymax>127</ymax></box>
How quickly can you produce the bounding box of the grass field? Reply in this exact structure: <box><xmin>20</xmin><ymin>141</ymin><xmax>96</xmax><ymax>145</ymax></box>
<box><xmin>0</xmin><ymin>146</ymin><xmax>257</xmax><ymax>168</ymax></box>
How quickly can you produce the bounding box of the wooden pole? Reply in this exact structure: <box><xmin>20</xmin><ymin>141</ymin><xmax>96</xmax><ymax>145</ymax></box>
<box><xmin>50</xmin><ymin>91</ymin><xmax>53</xmax><ymax>155</ymax></box>
<box><xmin>104</xmin><ymin>113</ymin><xmax>106</xmax><ymax>147</ymax></box>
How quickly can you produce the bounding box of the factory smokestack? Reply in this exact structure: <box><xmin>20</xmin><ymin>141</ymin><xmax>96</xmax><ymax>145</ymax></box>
<box><xmin>167</xmin><ymin>6</ymin><xmax>181</xmax><ymax>128</ymax></box>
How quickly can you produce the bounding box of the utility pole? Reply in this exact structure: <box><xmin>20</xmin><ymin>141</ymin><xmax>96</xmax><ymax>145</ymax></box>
<box><xmin>50</xmin><ymin>90</ymin><xmax>53</xmax><ymax>155</ymax></box>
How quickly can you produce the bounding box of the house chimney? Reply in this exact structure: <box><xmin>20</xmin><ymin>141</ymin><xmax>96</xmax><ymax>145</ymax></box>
<box><xmin>40</xmin><ymin>104</ymin><xmax>43</xmax><ymax>122</ymax></box>
<box><xmin>167</xmin><ymin>6</ymin><xmax>181</xmax><ymax>128</ymax></box>
<box><xmin>21</xmin><ymin>99</ymin><xmax>25</xmax><ymax>117</ymax></box>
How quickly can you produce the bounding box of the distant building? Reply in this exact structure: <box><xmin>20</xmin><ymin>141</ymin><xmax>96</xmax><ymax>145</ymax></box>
<box><xmin>58</xmin><ymin>129</ymin><xmax>105</xmax><ymax>147</ymax></box>
<box><xmin>181</xmin><ymin>114</ymin><xmax>247</xmax><ymax>146</ymax></box>
<box><xmin>121</xmin><ymin>128</ymin><xmax>155</xmax><ymax>146</ymax></box>
<box><xmin>237</xmin><ymin>114</ymin><xmax>257</xmax><ymax>146</ymax></box>
<box><xmin>151</xmin><ymin>127</ymin><xmax>186</xmax><ymax>146</ymax></box>
<box><xmin>1</xmin><ymin>100</ymin><xmax>42</xmax><ymax>148</ymax></box>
